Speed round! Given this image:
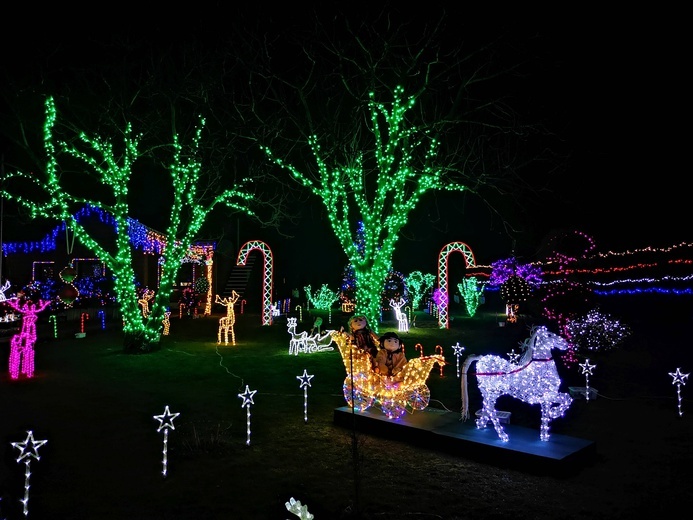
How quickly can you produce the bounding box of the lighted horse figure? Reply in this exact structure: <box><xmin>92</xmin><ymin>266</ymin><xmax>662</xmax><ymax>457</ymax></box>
<box><xmin>460</xmin><ymin>325</ymin><xmax>573</xmax><ymax>442</ymax></box>
<box><xmin>216</xmin><ymin>291</ymin><xmax>241</xmax><ymax>345</ymax></box>
<box><xmin>5</xmin><ymin>298</ymin><xmax>51</xmax><ymax>380</ymax></box>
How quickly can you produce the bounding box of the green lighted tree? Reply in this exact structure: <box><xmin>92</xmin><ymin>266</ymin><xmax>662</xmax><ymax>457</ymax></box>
<box><xmin>304</xmin><ymin>284</ymin><xmax>340</xmax><ymax>311</ymax></box>
<box><xmin>0</xmin><ymin>97</ymin><xmax>262</xmax><ymax>353</ymax></box>
<box><xmin>406</xmin><ymin>271</ymin><xmax>436</xmax><ymax>310</ymax></box>
<box><xmin>457</xmin><ymin>277</ymin><xmax>486</xmax><ymax>317</ymax></box>
<box><xmin>264</xmin><ymin>86</ymin><xmax>472</xmax><ymax>331</ymax></box>
<box><xmin>250</xmin><ymin>12</ymin><xmax>547</xmax><ymax>333</ymax></box>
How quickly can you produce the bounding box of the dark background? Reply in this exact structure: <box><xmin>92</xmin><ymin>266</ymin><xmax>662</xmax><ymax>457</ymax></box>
<box><xmin>1</xmin><ymin>4</ymin><xmax>688</xmax><ymax>291</ymax></box>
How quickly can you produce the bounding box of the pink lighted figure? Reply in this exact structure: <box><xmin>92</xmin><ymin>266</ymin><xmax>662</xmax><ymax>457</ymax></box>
<box><xmin>5</xmin><ymin>298</ymin><xmax>51</xmax><ymax>379</ymax></box>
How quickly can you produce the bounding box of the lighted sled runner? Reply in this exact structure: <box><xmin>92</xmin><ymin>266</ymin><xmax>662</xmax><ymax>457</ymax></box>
<box><xmin>332</xmin><ymin>331</ymin><xmax>446</xmax><ymax>419</ymax></box>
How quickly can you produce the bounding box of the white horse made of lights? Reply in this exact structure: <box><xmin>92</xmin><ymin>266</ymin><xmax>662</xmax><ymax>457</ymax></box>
<box><xmin>460</xmin><ymin>325</ymin><xmax>573</xmax><ymax>442</ymax></box>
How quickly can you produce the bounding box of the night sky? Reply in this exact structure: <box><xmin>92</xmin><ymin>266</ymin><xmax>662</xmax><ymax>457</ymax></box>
<box><xmin>0</xmin><ymin>5</ymin><xmax>687</xmax><ymax>290</ymax></box>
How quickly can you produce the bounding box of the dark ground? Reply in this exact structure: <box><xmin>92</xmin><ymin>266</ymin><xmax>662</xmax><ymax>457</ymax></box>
<box><xmin>1</xmin><ymin>292</ymin><xmax>692</xmax><ymax>519</ymax></box>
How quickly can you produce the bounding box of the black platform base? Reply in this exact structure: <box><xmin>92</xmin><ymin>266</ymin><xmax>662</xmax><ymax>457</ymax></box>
<box><xmin>334</xmin><ymin>406</ymin><xmax>596</xmax><ymax>475</ymax></box>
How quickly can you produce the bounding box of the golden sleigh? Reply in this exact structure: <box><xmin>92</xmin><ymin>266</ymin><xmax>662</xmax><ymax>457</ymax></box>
<box><xmin>331</xmin><ymin>331</ymin><xmax>446</xmax><ymax>419</ymax></box>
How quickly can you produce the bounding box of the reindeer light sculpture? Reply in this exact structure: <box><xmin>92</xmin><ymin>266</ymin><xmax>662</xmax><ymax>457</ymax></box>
<box><xmin>216</xmin><ymin>291</ymin><xmax>241</xmax><ymax>345</ymax></box>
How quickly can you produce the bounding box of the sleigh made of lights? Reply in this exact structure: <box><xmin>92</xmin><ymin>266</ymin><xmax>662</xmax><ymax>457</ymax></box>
<box><xmin>331</xmin><ymin>331</ymin><xmax>446</xmax><ymax>419</ymax></box>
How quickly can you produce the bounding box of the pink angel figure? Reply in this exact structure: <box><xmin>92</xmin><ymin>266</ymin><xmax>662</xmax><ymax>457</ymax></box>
<box><xmin>5</xmin><ymin>298</ymin><xmax>51</xmax><ymax>379</ymax></box>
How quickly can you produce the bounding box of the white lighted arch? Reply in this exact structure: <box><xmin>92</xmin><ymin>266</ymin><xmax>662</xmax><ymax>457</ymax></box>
<box><xmin>437</xmin><ymin>242</ymin><xmax>476</xmax><ymax>329</ymax></box>
<box><xmin>237</xmin><ymin>240</ymin><xmax>274</xmax><ymax>326</ymax></box>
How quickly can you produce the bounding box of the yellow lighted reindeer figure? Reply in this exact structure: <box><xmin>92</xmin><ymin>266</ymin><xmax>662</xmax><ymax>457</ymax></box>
<box><xmin>215</xmin><ymin>291</ymin><xmax>241</xmax><ymax>345</ymax></box>
<box><xmin>331</xmin><ymin>330</ymin><xmax>445</xmax><ymax>419</ymax></box>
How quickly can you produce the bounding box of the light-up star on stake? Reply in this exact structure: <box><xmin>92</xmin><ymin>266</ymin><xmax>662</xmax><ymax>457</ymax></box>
<box><xmin>153</xmin><ymin>405</ymin><xmax>180</xmax><ymax>478</ymax></box>
<box><xmin>668</xmin><ymin>367</ymin><xmax>689</xmax><ymax>416</ymax></box>
<box><xmin>507</xmin><ymin>349</ymin><xmax>520</xmax><ymax>364</ymax></box>
<box><xmin>238</xmin><ymin>385</ymin><xmax>257</xmax><ymax>446</ymax></box>
<box><xmin>11</xmin><ymin>430</ymin><xmax>47</xmax><ymax>517</ymax></box>
<box><xmin>297</xmin><ymin>369</ymin><xmax>315</xmax><ymax>423</ymax></box>
<box><xmin>452</xmin><ymin>342</ymin><xmax>465</xmax><ymax>378</ymax></box>
<box><xmin>579</xmin><ymin>359</ymin><xmax>597</xmax><ymax>402</ymax></box>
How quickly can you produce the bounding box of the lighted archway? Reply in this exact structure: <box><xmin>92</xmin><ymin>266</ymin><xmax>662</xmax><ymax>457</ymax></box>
<box><xmin>237</xmin><ymin>240</ymin><xmax>274</xmax><ymax>326</ymax></box>
<box><xmin>437</xmin><ymin>242</ymin><xmax>476</xmax><ymax>329</ymax></box>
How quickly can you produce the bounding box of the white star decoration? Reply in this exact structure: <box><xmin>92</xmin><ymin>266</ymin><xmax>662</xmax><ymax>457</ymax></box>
<box><xmin>153</xmin><ymin>405</ymin><xmax>180</xmax><ymax>432</ymax></box>
<box><xmin>238</xmin><ymin>385</ymin><xmax>257</xmax><ymax>407</ymax></box>
<box><xmin>579</xmin><ymin>359</ymin><xmax>596</xmax><ymax>375</ymax></box>
<box><xmin>507</xmin><ymin>349</ymin><xmax>520</xmax><ymax>364</ymax></box>
<box><xmin>297</xmin><ymin>369</ymin><xmax>314</xmax><ymax>389</ymax></box>
<box><xmin>669</xmin><ymin>367</ymin><xmax>690</xmax><ymax>386</ymax></box>
<box><xmin>11</xmin><ymin>430</ymin><xmax>47</xmax><ymax>463</ymax></box>
<box><xmin>452</xmin><ymin>342</ymin><xmax>465</xmax><ymax>357</ymax></box>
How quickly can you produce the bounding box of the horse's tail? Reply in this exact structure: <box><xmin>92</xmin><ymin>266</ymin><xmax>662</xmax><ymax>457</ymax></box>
<box><xmin>460</xmin><ymin>355</ymin><xmax>482</xmax><ymax>421</ymax></box>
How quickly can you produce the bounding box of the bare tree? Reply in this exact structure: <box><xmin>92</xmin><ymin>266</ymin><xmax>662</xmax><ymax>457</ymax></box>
<box><xmin>243</xmin><ymin>7</ymin><xmax>557</xmax><ymax>331</ymax></box>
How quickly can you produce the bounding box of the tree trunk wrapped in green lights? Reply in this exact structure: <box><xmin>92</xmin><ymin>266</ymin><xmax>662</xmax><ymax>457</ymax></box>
<box><xmin>262</xmin><ymin>86</ymin><xmax>467</xmax><ymax>332</ymax></box>
<box><xmin>1</xmin><ymin>97</ymin><xmax>258</xmax><ymax>353</ymax></box>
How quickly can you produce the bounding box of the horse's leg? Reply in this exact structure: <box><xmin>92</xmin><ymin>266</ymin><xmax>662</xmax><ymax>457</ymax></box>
<box><xmin>548</xmin><ymin>393</ymin><xmax>573</xmax><ymax>419</ymax></box>
<box><xmin>476</xmin><ymin>391</ymin><xmax>509</xmax><ymax>442</ymax></box>
<box><xmin>539</xmin><ymin>403</ymin><xmax>552</xmax><ymax>441</ymax></box>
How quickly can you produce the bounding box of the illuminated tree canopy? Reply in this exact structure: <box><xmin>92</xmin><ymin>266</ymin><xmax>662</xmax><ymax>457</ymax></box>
<box><xmin>252</xmin><ymin>14</ymin><xmax>540</xmax><ymax>332</ymax></box>
<box><xmin>0</xmin><ymin>97</ymin><xmax>262</xmax><ymax>353</ymax></box>
<box><xmin>263</xmin><ymin>86</ymin><xmax>469</xmax><ymax>331</ymax></box>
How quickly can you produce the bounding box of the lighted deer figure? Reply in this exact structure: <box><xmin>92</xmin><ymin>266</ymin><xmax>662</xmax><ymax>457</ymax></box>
<box><xmin>0</xmin><ymin>279</ymin><xmax>12</xmax><ymax>302</ymax></box>
<box><xmin>5</xmin><ymin>298</ymin><xmax>51</xmax><ymax>379</ymax></box>
<box><xmin>138</xmin><ymin>288</ymin><xmax>155</xmax><ymax>318</ymax></box>
<box><xmin>216</xmin><ymin>291</ymin><xmax>241</xmax><ymax>345</ymax></box>
<box><xmin>390</xmin><ymin>297</ymin><xmax>409</xmax><ymax>332</ymax></box>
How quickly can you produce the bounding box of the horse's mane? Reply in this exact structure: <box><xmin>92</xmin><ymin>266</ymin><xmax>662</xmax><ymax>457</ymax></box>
<box><xmin>518</xmin><ymin>325</ymin><xmax>542</xmax><ymax>365</ymax></box>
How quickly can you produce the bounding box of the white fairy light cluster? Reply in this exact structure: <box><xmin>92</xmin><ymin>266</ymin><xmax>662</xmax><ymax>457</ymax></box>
<box><xmin>565</xmin><ymin>308</ymin><xmax>631</xmax><ymax>353</ymax></box>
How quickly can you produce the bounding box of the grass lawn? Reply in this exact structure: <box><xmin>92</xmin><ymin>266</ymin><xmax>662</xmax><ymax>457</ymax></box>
<box><xmin>1</xmin><ymin>294</ymin><xmax>692</xmax><ymax>519</ymax></box>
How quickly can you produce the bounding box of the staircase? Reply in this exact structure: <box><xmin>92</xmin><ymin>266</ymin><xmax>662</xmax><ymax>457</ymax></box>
<box><xmin>222</xmin><ymin>255</ymin><xmax>257</xmax><ymax>299</ymax></box>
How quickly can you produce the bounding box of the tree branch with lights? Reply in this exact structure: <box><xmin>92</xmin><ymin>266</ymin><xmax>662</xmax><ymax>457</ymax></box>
<box><xmin>0</xmin><ymin>96</ymin><xmax>263</xmax><ymax>353</ymax></box>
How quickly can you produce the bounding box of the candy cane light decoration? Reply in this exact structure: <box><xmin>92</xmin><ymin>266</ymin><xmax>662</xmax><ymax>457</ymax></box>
<box><xmin>237</xmin><ymin>241</ymin><xmax>273</xmax><ymax>326</ymax></box>
<box><xmin>437</xmin><ymin>242</ymin><xmax>476</xmax><ymax>329</ymax></box>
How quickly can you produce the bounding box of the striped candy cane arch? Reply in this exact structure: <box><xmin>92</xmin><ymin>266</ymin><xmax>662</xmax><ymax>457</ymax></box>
<box><xmin>437</xmin><ymin>242</ymin><xmax>476</xmax><ymax>329</ymax></box>
<box><xmin>237</xmin><ymin>240</ymin><xmax>274</xmax><ymax>326</ymax></box>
